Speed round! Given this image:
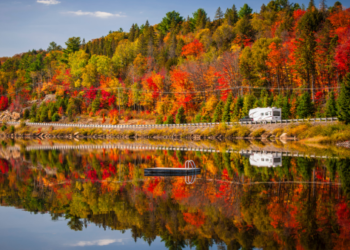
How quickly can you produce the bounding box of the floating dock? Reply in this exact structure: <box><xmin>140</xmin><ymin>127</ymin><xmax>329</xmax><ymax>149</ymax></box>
<box><xmin>144</xmin><ymin>168</ymin><xmax>201</xmax><ymax>176</ymax></box>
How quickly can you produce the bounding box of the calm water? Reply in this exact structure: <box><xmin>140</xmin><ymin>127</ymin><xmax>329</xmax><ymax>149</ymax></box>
<box><xmin>1</xmin><ymin>142</ymin><xmax>350</xmax><ymax>250</ymax></box>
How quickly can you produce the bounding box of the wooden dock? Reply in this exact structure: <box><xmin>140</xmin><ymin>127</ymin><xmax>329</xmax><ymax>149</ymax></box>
<box><xmin>144</xmin><ymin>168</ymin><xmax>201</xmax><ymax>176</ymax></box>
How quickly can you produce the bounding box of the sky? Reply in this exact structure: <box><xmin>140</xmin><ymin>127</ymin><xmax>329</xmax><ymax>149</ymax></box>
<box><xmin>0</xmin><ymin>0</ymin><xmax>344</xmax><ymax>57</ymax></box>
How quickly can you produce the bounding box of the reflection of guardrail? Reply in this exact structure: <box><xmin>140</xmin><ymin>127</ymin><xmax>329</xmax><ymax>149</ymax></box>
<box><xmin>4</xmin><ymin>117</ymin><xmax>338</xmax><ymax>129</ymax></box>
<box><xmin>22</xmin><ymin>144</ymin><xmax>339</xmax><ymax>159</ymax></box>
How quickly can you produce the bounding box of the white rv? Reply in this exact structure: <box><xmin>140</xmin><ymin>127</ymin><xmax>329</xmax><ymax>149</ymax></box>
<box><xmin>248</xmin><ymin>107</ymin><xmax>282</xmax><ymax>122</ymax></box>
<box><xmin>249</xmin><ymin>153</ymin><xmax>282</xmax><ymax>168</ymax></box>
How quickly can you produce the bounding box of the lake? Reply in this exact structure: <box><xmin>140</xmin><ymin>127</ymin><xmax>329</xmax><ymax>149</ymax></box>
<box><xmin>0</xmin><ymin>140</ymin><xmax>350</xmax><ymax>249</ymax></box>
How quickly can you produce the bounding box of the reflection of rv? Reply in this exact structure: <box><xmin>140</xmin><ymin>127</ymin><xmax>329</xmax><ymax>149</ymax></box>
<box><xmin>248</xmin><ymin>107</ymin><xmax>282</xmax><ymax>122</ymax></box>
<box><xmin>249</xmin><ymin>153</ymin><xmax>282</xmax><ymax>167</ymax></box>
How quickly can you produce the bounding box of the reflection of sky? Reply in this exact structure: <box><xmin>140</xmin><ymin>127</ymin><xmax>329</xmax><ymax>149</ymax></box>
<box><xmin>0</xmin><ymin>206</ymin><xmax>220</xmax><ymax>249</ymax></box>
<box><xmin>0</xmin><ymin>206</ymin><xmax>161</xmax><ymax>249</ymax></box>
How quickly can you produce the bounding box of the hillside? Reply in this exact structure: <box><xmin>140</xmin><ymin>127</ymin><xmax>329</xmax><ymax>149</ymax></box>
<box><xmin>0</xmin><ymin>0</ymin><xmax>349</xmax><ymax>126</ymax></box>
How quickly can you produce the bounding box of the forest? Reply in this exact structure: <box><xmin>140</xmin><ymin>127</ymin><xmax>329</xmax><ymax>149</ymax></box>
<box><xmin>0</xmin><ymin>0</ymin><xmax>350</xmax><ymax>124</ymax></box>
<box><xmin>1</xmin><ymin>148</ymin><xmax>350</xmax><ymax>249</ymax></box>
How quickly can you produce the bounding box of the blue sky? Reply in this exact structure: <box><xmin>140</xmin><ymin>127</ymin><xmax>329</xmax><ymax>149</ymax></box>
<box><xmin>0</xmin><ymin>0</ymin><xmax>343</xmax><ymax>57</ymax></box>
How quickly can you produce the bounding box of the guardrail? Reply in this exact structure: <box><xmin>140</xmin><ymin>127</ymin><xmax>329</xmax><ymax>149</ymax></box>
<box><xmin>3</xmin><ymin>117</ymin><xmax>338</xmax><ymax>130</ymax></box>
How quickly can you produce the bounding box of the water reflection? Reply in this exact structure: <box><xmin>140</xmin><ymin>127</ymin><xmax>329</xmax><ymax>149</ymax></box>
<box><xmin>0</xmin><ymin>144</ymin><xmax>350</xmax><ymax>249</ymax></box>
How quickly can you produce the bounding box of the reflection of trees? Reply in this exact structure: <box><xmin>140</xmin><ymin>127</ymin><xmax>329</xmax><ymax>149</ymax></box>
<box><xmin>1</xmin><ymin>149</ymin><xmax>350</xmax><ymax>250</ymax></box>
<box><xmin>67</xmin><ymin>215</ymin><xmax>83</xmax><ymax>231</ymax></box>
<box><xmin>161</xmin><ymin>231</ymin><xmax>185</xmax><ymax>250</ymax></box>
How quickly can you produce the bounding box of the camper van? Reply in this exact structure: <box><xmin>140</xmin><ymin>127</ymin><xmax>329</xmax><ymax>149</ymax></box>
<box><xmin>249</xmin><ymin>152</ymin><xmax>282</xmax><ymax>168</ymax></box>
<box><xmin>245</xmin><ymin>107</ymin><xmax>282</xmax><ymax>122</ymax></box>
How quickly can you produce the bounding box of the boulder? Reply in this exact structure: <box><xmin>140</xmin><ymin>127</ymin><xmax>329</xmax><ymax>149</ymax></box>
<box><xmin>11</xmin><ymin>112</ymin><xmax>21</xmax><ymax>120</ymax></box>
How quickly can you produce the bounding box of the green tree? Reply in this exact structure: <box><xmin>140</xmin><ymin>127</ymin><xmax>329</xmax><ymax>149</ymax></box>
<box><xmin>190</xmin><ymin>9</ymin><xmax>207</xmax><ymax>30</ymax></box>
<box><xmin>194</xmin><ymin>113</ymin><xmax>201</xmax><ymax>123</ymax></box>
<box><xmin>52</xmin><ymin>113</ymin><xmax>60</xmax><ymax>122</ymax></box>
<box><xmin>91</xmin><ymin>96</ymin><xmax>101</xmax><ymax>113</ymax></box>
<box><xmin>222</xmin><ymin>93</ymin><xmax>233</xmax><ymax>122</ymax></box>
<box><xmin>297</xmin><ymin>92</ymin><xmax>314</xmax><ymax>118</ymax></box>
<box><xmin>225</xmin><ymin>5</ymin><xmax>239</xmax><ymax>26</ymax></box>
<box><xmin>324</xmin><ymin>91</ymin><xmax>337</xmax><ymax>117</ymax></box>
<box><xmin>157</xmin><ymin>11</ymin><xmax>183</xmax><ymax>34</ymax></box>
<box><xmin>212</xmin><ymin>101</ymin><xmax>224</xmax><ymax>122</ymax></box>
<box><xmin>47</xmin><ymin>41</ymin><xmax>62</xmax><ymax>52</ymax></box>
<box><xmin>62</xmin><ymin>37</ymin><xmax>81</xmax><ymax>63</ymax></box>
<box><xmin>338</xmin><ymin>74</ymin><xmax>350</xmax><ymax>124</ymax></box>
<box><xmin>164</xmin><ymin>115</ymin><xmax>175</xmax><ymax>124</ymax></box>
<box><xmin>238</xmin><ymin>4</ymin><xmax>253</xmax><ymax>18</ymax></box>
<box><xmin>175</xmin><ymin>106</ymin><xmax>186</xmax><ymax>124</ymax></box>
<box><xmin>282</xmin><ymin>96</ymin><xmax>291</xmax><ymax>119</ymax></box>
<box><xmin>242</xmin><ymin>95</ymin><xmax>256</xmax><ymax>116</ymax></box>
<box><xmin>231</xmin><ymin>96</ymin><xmax>244</xmax><ymax>121</ymax></box>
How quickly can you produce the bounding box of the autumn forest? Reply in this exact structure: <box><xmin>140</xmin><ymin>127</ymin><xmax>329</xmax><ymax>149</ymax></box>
<box><xmin>0</xmin><ymin>0</ymin><xmax>350</xmax><ymax>124</ymax></box>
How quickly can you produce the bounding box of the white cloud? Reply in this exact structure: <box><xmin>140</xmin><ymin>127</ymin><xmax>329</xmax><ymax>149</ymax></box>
<box><xmin>70</xmin><ymin>239</ymin><xmax>123</xmax><ymax>247</ymax></box>
<box><xmin>37</xmin><ymin>0</ymin><xmax>61</xmax><ymax>5</ymax></box>
<box><xmin>66</xmin><ymin>10</ymin><xmax>125</xmax><ymax>18</ymax></box>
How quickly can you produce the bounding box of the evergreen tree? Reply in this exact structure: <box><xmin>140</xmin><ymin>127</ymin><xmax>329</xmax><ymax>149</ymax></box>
<box><xmin>128</xmin><ymin>24</ymin><xmax>135</xmax><ymax>42</ymax></box>
<box><xmin>175</xmin><ymin>106</ymin><xmax>186</xmax><ymax>124</ymax></box>
<box><xmin>225</xmin><ymin>5</ymin><xmax>239</xmax><ymax>26</ymax></box>
<box><xmin>282</xmin><ymin>96</ymin><xmax>291</xmax><ymax>119</ymax></box>
<box><xmin>137</xmin><ymin>34</ymin><xmax>147</xmax><ymax>56</ymax></box>
<box><xmin>169</xmin><ymin>34</ymin><xmax>177</xmax><ymax>59</ymax></box>
<box><xmin>337</xmin><ymin>74</ymin><xmax>350</xmax><ymax>124</ymax></box>
<box><xmin>274</xmin><ymin>94</ymin><xmax>284</xmax><ymax>108</ymax></box>
<box><xmin>214</xmin><ymin>7</ymin><xmax>224</xmax><ymax>25</ymax></box>
<box><xmin>297</xmin><ymin>92</ymin><xmax>314</xmax><ymax>118</ymax></box>
<box><xmin>91</xmin><ymin>96</ymin><xmax>101</xmax><ymax>113</ymax></box>
<box><xmin>324</xmin><ymin>91</ymin><xmax>337</xmax><ymax>117</ymax></box>
<box><xmin>222</xmin><ymin>93</ymin><xmax>233</xmax><ymax>122</ymax></box>
<box><xmin>40</xmin><ymin>106</ymin><xmax>49</xmax><ymax>122</ymax></box>
<box><xmin>194</xmin><ymin>113</ymin><xmax>201</xmax><ymax>123</ymax></box>
<box><xmin>164</xmin><ymin>115</ymin><xmax>175</xmax><ymax>124</ymax></box>
<box><xmin>176</xmin><ymin>39</ymin><xmax>185</xmax><ymax>57</ymax></box>
<box><xmin>231</xmin><ymin>96</ymin><xmax>244</xmax><ymax>121</ymax></box>
<box><xmin>238</xmin><ymin>4</ymin><xmax>253</xmax><ymax>18</ymax></box>
<box><xmin>212</xmin><ymin>101</ymin><xmax>224</xmax><ymax>122</ymax></box>
<box><xmin>242</xmin><ymin>94</ymin><xmax>255</xmax><ymax>116</ymax></box>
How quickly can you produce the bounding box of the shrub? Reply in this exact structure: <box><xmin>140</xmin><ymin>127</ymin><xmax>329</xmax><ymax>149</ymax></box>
<box><xmin>99</xmin><ymin>109</ymin><xmax>109</xmax><ymax>117</ymax></box>
<box><xmin>156</xmin><ymin>116</ymin><xmax>163</xmax><ymax>124</ymax></box>
<box><xmin>286</xmin><ymin>124</ymin><xmax>311</xmax><ymax>137</ymax></box>
<box><xmin>9</xmin><ymin>126</ymin><xmax>15</xmax><ymax>134</ymax></box>
<box><xmin>52</xmin><ymin>113</ymin><xmax>60</xmax><ymax>122</ymax></box>
<box><xmin>251</xmin><ymin>128</ymin><xmax>266</xmax><ymax>137</ymax></box>
<box><xmin>237</xmin><ymin>126</ymin><xmax>251</xmax><ymax>137</ymax></box>
<box><xmin>272</xmin><ymin>128</ymin><xmax>284</xmax><ymax>137</ymax></box>
<box><xmin>19</xmin><ymin>121</ymin><xmax>26</xmax><ymax>128</ymax></box>
<box><xmin>1</xmin><ymin>124</ymin><xmax>7</xmax><ymax>131</ymax></box>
